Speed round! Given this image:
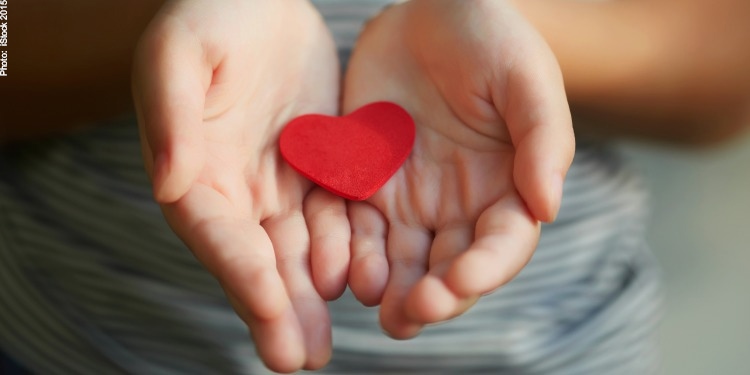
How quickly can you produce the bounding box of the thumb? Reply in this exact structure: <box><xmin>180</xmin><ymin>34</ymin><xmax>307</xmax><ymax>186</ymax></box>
<box><xmin>132</xmin><ymin>23</ymin><xmax>210</xmax><ymax>203</ymax></box>
<box><xmin>495</xmin><ymin>41</ymin><xmax>575</xmax><ymax>222</ymax></box>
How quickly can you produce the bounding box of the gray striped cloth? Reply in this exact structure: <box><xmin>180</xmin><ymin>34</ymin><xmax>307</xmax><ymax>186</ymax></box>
<box><xmin>0</xmin><ymin>1</ymin><xmax>663</xmax><ymax>374</ymax></box>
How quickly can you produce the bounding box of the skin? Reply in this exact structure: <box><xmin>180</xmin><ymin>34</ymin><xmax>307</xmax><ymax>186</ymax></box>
<box><xmin>342</xmin><ymin>0</ymin><xmax>574</xmax><ymax>338</ymax></box>
<box><xmin>132</xmin><ymin>0</ymin><xmax>349</xmax><ymax>372</ymax></box>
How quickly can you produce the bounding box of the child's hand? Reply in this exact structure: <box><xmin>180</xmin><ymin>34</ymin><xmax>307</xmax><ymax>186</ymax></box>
<box><xmin>343</xmin><ymin>0</ymin><xmax>575</xmax><ymax>338</ymax></box>
<box><xmin>132</xmin><ymin>0</ymin><xmax>347</xmax><ymax>371</ymax></box>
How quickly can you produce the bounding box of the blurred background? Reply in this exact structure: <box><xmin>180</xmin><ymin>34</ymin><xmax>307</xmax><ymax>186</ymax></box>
<box><xmin>619</xmin><ymin>133</ymin><xmax>750</xmax><ymax>375</ymax></box>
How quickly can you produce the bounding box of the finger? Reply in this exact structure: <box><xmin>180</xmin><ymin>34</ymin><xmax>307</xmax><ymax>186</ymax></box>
<box><xmin>164</xmin><ymin>184</ymin><xmax>289</xmax><ymax>321</ymax></box>
<box><xmin>407</xmin><ymin>275</ymin><xmax>479</xmax><ymax>324</ymax></box>
<box><xmin>406</xmin><ymin>224</ymin><xmax>473</xmax><ymax>323</ymax></box>
<box><xmin>493</xmin><ymin>39</ymin><xmax>575</xmax><ymax>222</ymax></box>
<box><xmin>304</xmin><ymin>188</ymin><xmax>351</xmax><ymax>301</ymax></box>
<box><xmin>348</xmin><ymin>201</ymin><xmax>389</xmax><ymax>306</ymax></box>
<box><xmin>264</xmin><ymin>211</ymin><xmax>332</xmax><ymax>370</ymax></box>
<box><xmin>227</xmin><ymin>294</ymin><xmax>305</xmax><ymax>374</ymax></box>
<box><xmin>428</xmin><ymin>224</ymin><xmax>473</xmax><ymax>271</ymax></box>
<box><xmin>132</xmin><ymin>23</ymin><xmax>211</xmax><ymax>203</ymax></box>
<box><xmin>379</xmin><ymin>223</ymin><xmax>432</xmax><ymax>339</ymax></box>
<box><xmin>163</xmin><ymin>187</ymin><xmax>306</xmax><ymax>368</ymax></box>
<box><xmin>444</xmin><ymin>194</ymin><xmax>540</xmax><ymax>298</ymax></box>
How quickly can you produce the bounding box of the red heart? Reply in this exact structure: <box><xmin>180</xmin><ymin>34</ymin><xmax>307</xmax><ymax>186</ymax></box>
<box><xmin>279</xmin><ymin>102</ymin><xmax>415</xmax><ymax>201</ymax></box>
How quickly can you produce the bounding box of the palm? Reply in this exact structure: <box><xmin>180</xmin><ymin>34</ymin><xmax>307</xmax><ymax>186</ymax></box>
<box><xmin>343</xmin><ymin>0</ymin><xmax>574</xmax><ymax>338</ymax></box>
<box><xmin>165</xmin><ymin>100</ymin><xmax>334</xmax><ymax>372</ymax></box>
<box><xmin>133</xmin><ymin>0</ymin><xmax>349</xmax><ymax>371</ymax></box>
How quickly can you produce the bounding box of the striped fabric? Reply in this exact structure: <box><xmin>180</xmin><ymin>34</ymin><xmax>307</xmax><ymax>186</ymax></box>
<box><xmin>0</xmin><ymin>1</ymin><xmax>663</xmax><ymax>374</ymax></box>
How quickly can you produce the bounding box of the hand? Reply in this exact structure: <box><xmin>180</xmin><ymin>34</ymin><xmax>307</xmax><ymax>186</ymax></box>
<box><xmin>132</xmin><ymin>0</ymin><xmax>348</xmax><ymax>371</ymax></box>
<box><xmin>343</xmin><ymin>0</ymin><xmax>575</xmax><ymax>338</ymax></box>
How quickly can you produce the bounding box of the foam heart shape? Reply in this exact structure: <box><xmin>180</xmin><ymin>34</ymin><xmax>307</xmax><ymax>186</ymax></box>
<box><xmin>279</xmin><ymin>102</ymin><xmax>415</xmax><ymax>201</ymax></box>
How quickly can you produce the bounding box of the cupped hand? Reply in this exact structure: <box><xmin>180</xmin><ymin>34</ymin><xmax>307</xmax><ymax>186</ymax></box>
<box><xmin>132</xmin><ymin>0</ymin><xmax>348</xmax><ymax>371</ymax></box>
<box><xmin>343</xmin><ymin>0</ymin><xmax>575</xmax><ymax>339</ymax></box>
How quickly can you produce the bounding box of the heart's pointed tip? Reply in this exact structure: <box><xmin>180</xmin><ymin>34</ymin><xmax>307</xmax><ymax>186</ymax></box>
<box><xmin>325</xmin><ymin>184</ymin><xmax>378</xmax><ymax>201</ymax></box>
<box><xmin>347</xmin><ymin>194</ymin><xmax>372</xmax><ymax>202</ymax></box>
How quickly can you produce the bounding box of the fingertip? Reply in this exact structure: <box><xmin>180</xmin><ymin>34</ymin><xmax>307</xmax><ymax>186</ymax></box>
<box><xmin>518</xmin><ymin>170</ymin><xmax>563</xmax><ymax>223</ymax></box>
<box><xmin>443</xmin><ymin>244</ymin><xmax>528</xmax><ymax>299</ymax></box>
<box><xmin>513</xmin><ymin>134</ymin><xmax>570</xmax><ymax>223</ymax></box>
<box><xmin>249</xmin><ymin>307</ymin><xmax>307</xmax><ymax>374</ymax></box>
<box><xmin>313</xmin><ymin>266</ymin><xmax>348</xmax><ymax>302</ymax></box>
<box><xmin>379</xmin><ymin>309</ymin><xmax>423</xmax><ymax>340</ymax></box>
<box><xmin>311</xmin><ymin>247</ymin><xmax>349</xmax><ymax>301</ymax></box>
<box><xmin>405</xmin><ymin>276</ymin><xmax>457</xmax><ymax>324</ymax></box>
<box><xmin>303</xmin><ymin>342</ymin><xmax>332</xmax><ymax>371</ymax></box>
<box><xmin>349</xmin><ymin>252</ymin><xmax>389</xmax><ymax>306</ymax></box>
<box><xmin>298</xmin><ymin>299</ymin><xmax>333</xmax><ymax>371</ymax></box>
<box><xmin>303</xmin><ymin>346</ymin><xmax>332</xmax><ymax>371</ymax></box>
<box><xmin>443</xmin><ymin>252</ymin><xmax>492</xmax><ymax>297</ymax></box>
